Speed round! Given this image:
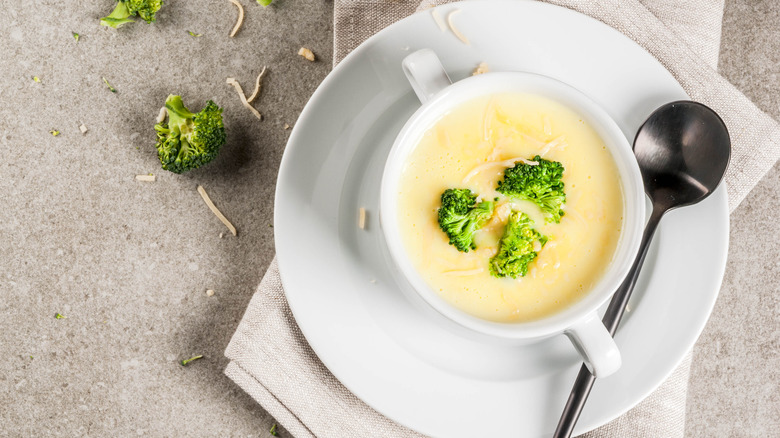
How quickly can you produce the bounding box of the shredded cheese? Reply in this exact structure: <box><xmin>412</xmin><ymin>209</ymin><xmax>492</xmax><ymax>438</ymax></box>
<box><xmin>135</xmin><ymin>174</ymin><xmax>156</xmax><ymax>182</ymax></box>
<box><xmin>482</xmin><ymin>98</ymin><xmax>496</xmax><ymax>143</ymax></box>
<box><xmin>197</xmin><ymin>185</ymin><xmax>237</xmax><ymax>236</ymax></box>
<box><xmin>539</xmin><ymin>135</ymin><xmax>567</xmax><ymax>157</ymax></box>
<box><xmin>472</xmin><ymin>62</ymin><xmax>489</xmax><ymax>76</ymax></box>
<box><xmin>435</xmin><ymin>257</ymin><xmax>459</xmax><ymax>271</ymax></box>
<box><xmin>358</xmin><ymin>207</ymin><xmax>367</xmax><ymax>229</ymax></box>
<box><xmin>493</xmin><ymin>108</ymin><xmax>547</xmax><ymax>148</ymax></box>
<box><xmin>228</xmin><ymin>0</ymin><xmax>244</xmax><ymax>38</ymax></box>
<box><xmin>298</xmin><ymin>47</ymin><xmax>315</xmax><ymax>61</ymax></box>
<box><xmin>283</xmin><ymin>124</ymin><xmax>290</xmax><ymax>130</ymax></box>
<box><xmin>431</xmin><ymin>9</ymin><xmax>447</xmax><ymax>32</ymax></box>
<box><xmin>206</xmin><ymin>289</ymin><xmax>215</xmax><ymax>297</ymax></box>
<box><xmin>483</xmin><ymin>202</ymin><xmax>510</xmax><ymax>231</ymax></box>
<box><xmin>543</xmin><ymin>116</ymin><xmax>552</xmax><ymax>137</ymax></box>
<box><xmin>79</xmin><ymin>124</ymin><xmax>88</xmax><ymax>134</ymax></box>
<box><xmin>246</xmin><ymin>66</ymin><xmax>268</xmax><ymax>103</ymax></box>
<box><xmin>443</xmin><ymin>267</ymin><xmax>484</xmax><ymax>276</ymax></box>
<box><xmin>447</xmin><ymin>10</ymin><xmax>470</xmax><ymax>45</ymax></box>
<box><xmin>226</xmin><ymin>78</ymin><xmax>263</xmax><ymax>120</ymax></box>
<box><xmin>475</xmin><ymin>247</ymin><xmax>499</xmax><ymax>258</ymax></box>
<box><xmin>516</xmin><ymin>132</ymin><xmax>546</xmax><ymax>149</ymax></box>
<box><xmin>156</xmin><ymin>107</ymin><xmax>167</xmax><ymax>124</ymax></box>
<box><xmin>463</xmin><ymin>157</ymin><xmax>539</xmax><ymax>184</ymax></box>
<box><xmin>564</xmin><ymin>207</ymin><xmax>587</xmax><ymax>228</ymax></box>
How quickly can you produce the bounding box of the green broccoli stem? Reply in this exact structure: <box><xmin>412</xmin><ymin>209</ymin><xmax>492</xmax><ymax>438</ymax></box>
<box><xmin>165</xmin><ymin>95</ymin><xmax>196</xmax><ymax>121</ymax></box>
<box><xmin>257</xmin><ymin>0</ymin><xmax>273</xmax><ymax>6</ymax></box>
<box><xmin>100</xmin><ymin>2</ymin><xmax>135</xmax><ymax>28</ymax></box>
<box><xmin>163</xmin><ymin>95</ymin><xmax>197</xmax><ymax>160</ymax></box>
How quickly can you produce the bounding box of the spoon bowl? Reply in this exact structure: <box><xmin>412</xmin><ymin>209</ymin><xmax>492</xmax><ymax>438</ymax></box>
<box><xmin>553</xmin><ymin>100</ymin><xmax>731</xmax><ymax>438</ymax></box>
<box><xmin>635</xmin><ymin>101</ymin><xmax>730</xmax><ymax>209</ymax></box>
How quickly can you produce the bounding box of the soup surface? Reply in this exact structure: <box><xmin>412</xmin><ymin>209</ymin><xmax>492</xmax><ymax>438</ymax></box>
<box><xmin>397</xmin><ymin>93</ymin><xmax>624</xmax><ymax>323</ymax></box>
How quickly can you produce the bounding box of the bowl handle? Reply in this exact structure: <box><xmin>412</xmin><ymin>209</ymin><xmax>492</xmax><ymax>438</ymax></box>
<box><xmin>563</xmin><ymin>311</ymin><xmax>622</xmax><ymax>378</ymax></box>
<box><xmin>401</xmin><ymin>49</ymin><xmax>452</xmax><ymax>104</ymax></box>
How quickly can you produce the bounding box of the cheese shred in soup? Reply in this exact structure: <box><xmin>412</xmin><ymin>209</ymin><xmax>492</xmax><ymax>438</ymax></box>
<box><xmin>397</xmin><ymin>93</ymin><xmax>624</xmax><ymax>323</ymax></box>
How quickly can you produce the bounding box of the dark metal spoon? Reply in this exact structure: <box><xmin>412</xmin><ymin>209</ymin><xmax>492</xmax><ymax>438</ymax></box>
<box><xmin>553</xmin><ymin>101</ymin><xmax>731</xmax><ymax>438</ymax></box>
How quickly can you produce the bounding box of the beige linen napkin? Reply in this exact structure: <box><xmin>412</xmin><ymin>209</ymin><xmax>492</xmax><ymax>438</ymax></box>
<box><xmin>225</xmin><ymin>1</ymin><xmax>780</xmax><ymax>436</ymax></box>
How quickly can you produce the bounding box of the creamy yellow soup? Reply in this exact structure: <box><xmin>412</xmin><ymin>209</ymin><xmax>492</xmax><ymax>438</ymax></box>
<box><xmin>397</xmin><ymin>93</ymin><xmax>624</xmax><ymax>323</ymax></box>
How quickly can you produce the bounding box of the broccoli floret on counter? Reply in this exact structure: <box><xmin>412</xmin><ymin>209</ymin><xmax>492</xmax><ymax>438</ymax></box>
<box><xmin>496</xmin><ymin>155</ymin><xmax>566</xmax><ymax>223</ymax></box>
<box><xmin>154</xmin><ymin>95</ymin><xmax>226</xmax><ymax>174</ymax></box>
<box><xmin>100</xmin><ymin>0</ymin><xmax>163</xmax><ymax>28</ymax></box>
<box><xmin>489</xmin><ymin>211</ymin><xmax>547</xmax><ymax>279</ymax></box>
<box><xmin>437</xmin><ymin>188</ymin><xmax>494</xmax><ymax>253</ymax></box>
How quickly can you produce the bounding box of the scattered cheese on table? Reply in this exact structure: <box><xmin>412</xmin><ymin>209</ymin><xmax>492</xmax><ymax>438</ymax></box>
<box><xmin>298</xmin><ymin>47</ymin><xmax>315</xmax><ymax>62</ymax></box>
<box><xmin>472</xmin><ymin>62</ymin><xmax>489</xmax><ymax>76</ymax></box>
<box><xmin>197</xmin><ymin>185</ymin><xmax>237</xmax><ymax>236</ymax></box>
<box><xmin>226</xmin><ymin>78</ymin><xmax>263</xmax><ymax>120</ymax></box>
<box><xmin>247</xmin><ymin>66</ymin><xmax>268</xmax><ymax>104</ymax></box>
<box><xmin>228</xmin><ymin>0</ymin><xmax>244</xmax><ymax>38</ymax></box>
<box><xmin>358</xmin><ymin>207</ymin><xmax>367</xmax><ymax>229</ymax></box>
<box><xmin>156</xmin><ymin>107</ymin><xmax>167</xmax><ymax>123</ymax></box>
<box><xmin>447</xmin><ymin>10</ymin><xmax>470</xmax><ymax>45</ymax></box>
<box><xmin>431</xmin><ymin>9</ymin><xmax>447</xmax><ymax>32</ymax></box>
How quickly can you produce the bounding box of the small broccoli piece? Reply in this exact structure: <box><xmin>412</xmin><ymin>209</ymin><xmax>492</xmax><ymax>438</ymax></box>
<box><xmin>100</xmin><ymin>0</ymin><xmax>163</xmax><ymax>28</ymax></box>
<box><xmin>496</xmin><ymin>155</ymin><xmax>566</xmax><ymax>223</ymax></box>
<box><xmin>257</xmin><ymin>0</ymin><xmax>273</xmax><ymax>6</ymax></box>
<box><xmin>54</xmin><ymin>313</ymin><xmax>66</xmax><ymax>319</ymax></box>
<box><xmin>180</xmin><ymin>355</ymin><xmax>203</xmax><ymax>366</ymax></box>
<box><xmin>437</xmin><ymin>188</ymin><xmax>494</xmax><ymax>252</ymax></box>
<box><xmin>489</xmin><ymin>211</ymin><xmax>547</xmax><ymax>279</ymax></box>
<box><xmin>269</xmin><ymin>424</ymin><xmax>278</xmax><ymax>436</ymax></box>
<box><xmin>154</xmin><ymin>95</ymin><xmax>226</xmax><ymax>174</ymax></box>
<box><xmin>102</xmin><ymin>77</ymin><xmax>117</xmax><ymax>93</ymax></box>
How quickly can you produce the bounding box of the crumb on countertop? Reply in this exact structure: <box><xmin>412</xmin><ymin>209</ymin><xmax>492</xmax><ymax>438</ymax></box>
<box><xmin>298</xmin><ymin>47</ymin><xmax>315</xmax><ymax>62</ymax></box>
<box><xmin>472</xmin><ymin>62</ymin><xmax>489</xmax><ymax>76</ymax></box>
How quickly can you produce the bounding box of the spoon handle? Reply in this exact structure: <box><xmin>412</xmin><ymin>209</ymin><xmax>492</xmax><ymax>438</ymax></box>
<box><xmin>553</xmin><ymin>206</ymin><xmax>665</xmax><ymax>438</ymax></box>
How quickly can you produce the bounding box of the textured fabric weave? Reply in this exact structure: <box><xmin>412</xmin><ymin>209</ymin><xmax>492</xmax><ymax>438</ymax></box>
<box><xmin>226</xmin><ymin>1</ymin><xmax>780</xmax><ymax>436</ymax></box>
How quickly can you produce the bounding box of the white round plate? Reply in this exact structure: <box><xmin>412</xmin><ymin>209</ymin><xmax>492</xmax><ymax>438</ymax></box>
<box><xmin>274</xmin><ymin>1</ymin><xmax>729</xmax><ymax>436</ymax></box>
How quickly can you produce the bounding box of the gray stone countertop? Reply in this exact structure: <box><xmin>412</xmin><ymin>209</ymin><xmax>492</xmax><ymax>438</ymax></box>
<box><xmin>0</xmin><ymin>0</ymin><xmax>776</xmax><ymax>436</ymax></box>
